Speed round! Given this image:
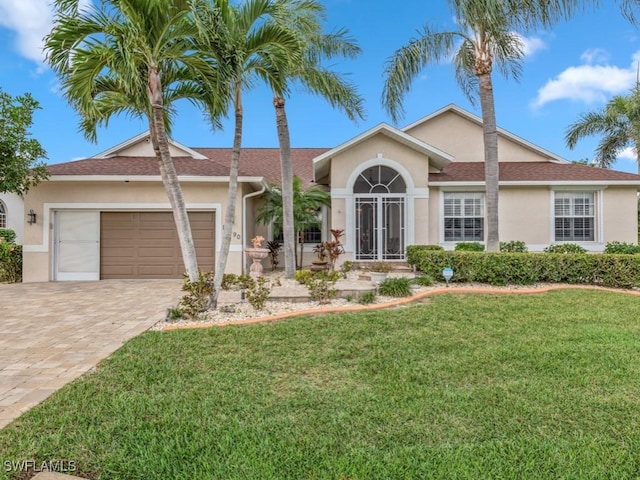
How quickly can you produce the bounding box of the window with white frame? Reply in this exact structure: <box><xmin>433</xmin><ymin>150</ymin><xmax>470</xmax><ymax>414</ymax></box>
<box><xmin>443</xmin><ymin>192</ymin><xmax>484</xmax><ymax>242</ymax></box>
<box><xmin>0</xmin><ymin>201</ymin><xmax>6</xmax><ymax>229</ymax></box>
<box><xmin>554</xmin><ymin>192</ymin><xmax>595</xmax><ymax>241</ymax></box>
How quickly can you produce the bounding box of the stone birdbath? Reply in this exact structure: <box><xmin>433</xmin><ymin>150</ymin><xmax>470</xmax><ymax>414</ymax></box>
<box><xmin>245</xmin><ymin>235</ymin><xmax>269</xmax><ymax>279</ymax></box>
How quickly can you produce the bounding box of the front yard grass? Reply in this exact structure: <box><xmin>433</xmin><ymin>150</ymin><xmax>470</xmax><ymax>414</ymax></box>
<box><xmin>2</xmin><ymin>290</ymin><xmax>640</xmax><ymax>479</ymax></box>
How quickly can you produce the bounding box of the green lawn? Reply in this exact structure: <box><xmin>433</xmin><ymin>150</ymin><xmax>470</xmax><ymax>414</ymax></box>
<box><xmin>2</xmin><ymin>290</ymin><xmax>640</xmax><ymax>479</ymax></box>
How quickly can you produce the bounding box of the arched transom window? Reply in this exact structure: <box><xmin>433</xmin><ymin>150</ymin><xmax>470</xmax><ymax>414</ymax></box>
<box><xmin>0</xmin><ymin>201</ymin><xmax>6</xmax><ymax>229</ymax></box>
<box><xmin>353</xmin><ymin>165</ymin><xmax>407</xmax><ymax>194</ymax></box>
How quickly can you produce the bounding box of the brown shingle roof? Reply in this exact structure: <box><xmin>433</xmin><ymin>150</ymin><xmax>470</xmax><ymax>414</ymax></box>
<box><xmin>429</xmin><ymin>162</ymin><xmax>640</xmax><ymax>183</ymax></box>
<box><xmin>47</xmin><ymin>148</ymin><xmax>329</xmax><ymax>184</ymax></box>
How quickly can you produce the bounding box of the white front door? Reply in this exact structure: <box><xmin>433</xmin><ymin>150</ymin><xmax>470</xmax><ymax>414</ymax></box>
<box><xmin>54</xmin><ymin>211</ymin><xmax>100</xmax><ymax>281</ymax></box>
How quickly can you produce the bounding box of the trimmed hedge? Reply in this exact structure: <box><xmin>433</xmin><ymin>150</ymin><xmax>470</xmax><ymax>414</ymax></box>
<box><xmin>455</xmin><ymin>242</ymin><xmax>485</xmax><ymax>252</ymax></box>
<box><xmin>604</xmin><ymin>241</ymin><xmax>640</xmax><ymax>255</ymax></box>
<box><xmin>406</xmin><ymin>246</ymin><xmax>640</xmax><ymax>289</ymax></box>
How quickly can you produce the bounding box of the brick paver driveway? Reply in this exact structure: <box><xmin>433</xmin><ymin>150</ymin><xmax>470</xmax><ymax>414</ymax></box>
<box><xmin>0</xmin><ymin>280</ymin><xmax>183</xmax><ymax>429</ymax></box>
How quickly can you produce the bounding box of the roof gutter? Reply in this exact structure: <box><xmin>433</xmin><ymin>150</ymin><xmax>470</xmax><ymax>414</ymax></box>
<box><xmin>241</xmin><ymin>180</ymin><xmax>267</xmax><ymax>276</ymax></box>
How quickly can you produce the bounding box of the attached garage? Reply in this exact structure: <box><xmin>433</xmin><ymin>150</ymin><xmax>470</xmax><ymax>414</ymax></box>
<box><xmin>100</xmin><ymin>211</ymin><xmax>215</xmax><ymax>279</ymax></box>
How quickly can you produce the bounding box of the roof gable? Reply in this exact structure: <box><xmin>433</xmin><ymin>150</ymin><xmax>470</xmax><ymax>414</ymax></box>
<box><xmin>403</xmin><ymin>104</ymin><xmax>568</xmax><ymax>164</ymax></box>
<box><xmin>313</xmin><ymin>123</ymin><xmax>453</xmax><ymax>181</ymax></box>
<box><xmin>94</xmin><ymin>131</ymin><xmax>208</xmax><ymax>160</ymax></box>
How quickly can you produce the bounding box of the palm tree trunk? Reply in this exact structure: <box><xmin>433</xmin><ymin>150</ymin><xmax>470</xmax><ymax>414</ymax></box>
<box><xmin>477</xmin><ymin>71</ymin><xmax>500</xmax><ymax>252</ymax></box>
<box><xmin>148</xmin><ymin>67</ymin><xmax>199</xmax><ymax>281</ymax></box>
<box><xmin>274</xmin><ymin>95</ymin><xmax>296</xmax><ymax>278</ymax></box>
<box><xmin>211</xmin><ymin>85</ymin><xmax>243</xmax><ymax>309</ymax></box>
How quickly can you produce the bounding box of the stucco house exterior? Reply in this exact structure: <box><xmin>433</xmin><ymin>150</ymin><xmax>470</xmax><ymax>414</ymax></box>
<box><xmin>2</xmin><ymin>104</ymin><xmax>639</xmax><ymax>283</ymax></box>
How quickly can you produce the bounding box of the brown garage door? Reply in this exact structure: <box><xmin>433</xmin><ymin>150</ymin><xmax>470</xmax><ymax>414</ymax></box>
<box><xmin>100</xmin><ymin>212</ymin><xmax>215</xmax><ymax>279</ymax></box>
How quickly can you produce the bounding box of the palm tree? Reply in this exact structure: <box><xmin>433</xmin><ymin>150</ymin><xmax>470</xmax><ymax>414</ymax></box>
<box><xmin>45</xmin><ymin>0</ymin><xmax>226</xmax><ymax>282</ymax></box>
<box><xmin>382</xmin><ymin>1</ymin><xmax>526</xmax><ymax>252</ymax></box>
<box><xmin>565</xmin><ymin>85</ymin><xmax>640</xmax><ymax>173</ymax></box>
<box><xmin>256</xmin><ymin>175</ymin><xmax>330</xmax><ymax>268</ymax></box>
<box><xmin>268</xmin><ymin>0</ymin><xmax>365</xmax><ymax>278</ymax></box>
<box><xmin>200</xmin><ymin>0</ymin><xmax>299</xmax><ymax>308</ymax></box>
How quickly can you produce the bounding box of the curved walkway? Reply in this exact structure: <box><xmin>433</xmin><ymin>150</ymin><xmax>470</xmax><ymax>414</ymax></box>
<box><xmin>0</xmin><ymin>280</ymin><xmax>182</xmax><ymax>430</ymax></box>
<box><xmin>165</xmin><ymin>284</ymin><xmax>640</xmax><ymax>330</ymax></box>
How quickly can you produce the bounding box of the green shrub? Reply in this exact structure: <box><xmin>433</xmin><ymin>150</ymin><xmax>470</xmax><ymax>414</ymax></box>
<box><xmin>0</xmin><ymin>228</ymin><xmax>16</xmax><ymax>243</ymax></box>
<box><xmin>180</xmin><ymin>271</ymin><xmax>215</xmax><ymax>319</ymax></box>
<box><xmin>544</xmin><ymin>243</ymin><xmax>587</xmax><ymax>254</ymax></box>
<box><xmin>455</xmin><ymin>242</ymin><xmax>485</xmax><ymax>252</ymax></box>
<box><xmin>221</xmin><ymin>273</ymin><xmax>238</xmax><ymax>290</ymax></box>
<box><xmin>245</xmin><ymin>277</ymin><xmax>271</xmax><ymax>310</ymax></box>
<box><xmin>413</xmin><ymin>275</ymin><xmax>435</xmax><ymax>287</ymax></box>
<box><xmin>358</xmin><ymin>291</ymin><xmax>376</xmax><ymax>305</ymax></box>
<box><xmin>406</xmin><ymin>246</ymin><xmax>640</xmax><ymax>289</ymax></box>
<box><xmin>294</xmin><ymin>269</ymin><xmax>315</xmax><ymax>285</ymax></box>
<box><xmin>0</xmin><ymin>242</ymin><xmax>22</xmax><ymax>283</ymax></box>
<box><xmin>420</xmin><ymin>244</ymin><xmax>444</xmax><ymax>251</ymax></box>
<box><xmin>379</xmin><ymin>277</ymin><xmax>412</xmax><ymax>297</ymax></box>
<box><xmin>500</xmin><ymin>241</ymin><xmax>528</xmax><ymax>253</ymax></box>
<box><xmin>604</xmin><ymin>241</ymin><xmax>640</xmax><ymax>255</ymax></box>
<box><xmin>301</xmin><ymin>270</ymin><xmax>341</xmax><ymax>304</ymax></box>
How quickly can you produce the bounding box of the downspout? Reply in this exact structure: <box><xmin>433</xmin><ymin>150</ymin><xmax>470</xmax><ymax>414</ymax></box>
<box><xmin>241</xmin><ymin>180</ymin><xmax>267</xmax><ymax>276</ymax></box>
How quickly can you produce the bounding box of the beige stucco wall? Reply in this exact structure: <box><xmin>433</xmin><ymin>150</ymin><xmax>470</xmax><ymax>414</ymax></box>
<box><xmin>117</xmin><ymin>140</ymin><xmax>191</xmax><ymax>157</ymax></box>
<box><xmin>602</xmin><ymin>187</ymin><xmax>639</xmax><ymax>243</ymax></box>
<box><xmin>22</xmin><ymin>180</ymin><xmax>246</xmax><ymax>282</ymax></box>
<box><xmin>428</xmin><ymin>186</ymin><xmax>639</xmax><ymax>249</ymax></box>
<box><xmin>405</xmin><ymin>110</ymin><xmax>554</xmax><ymax>162</ymax></box>
<box><xmin>330</xmin><ymin>133</ymin><xmax>430</xmax><ymax>189</ymax></box>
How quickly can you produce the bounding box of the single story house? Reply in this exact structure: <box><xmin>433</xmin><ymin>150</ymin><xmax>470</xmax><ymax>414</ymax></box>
<box><xmin>2</xmin><ymin>104</ymin><xmax>639</xmax><ymax>283</ymax></box>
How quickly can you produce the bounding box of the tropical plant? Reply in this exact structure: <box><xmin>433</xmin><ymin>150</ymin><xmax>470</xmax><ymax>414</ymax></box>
<box><xmin>0</xmin><ymin>88</ymin><xmax>48</xmax><ymax>195</ymax></box>
<box><xmin>382</xmin><ymin>2</ymin><xmax>528</xmax><ymax>252</ymax></box>
<box><xmin>267</xmin><ymin>0</ymin><xmax>365</xmax><ymax>279</ymax></box>
<box><xmin>565</xmin><ymin>85</ymin><xmax>640</xmax><ymax>173</ymax></box>
<box><xmin>203</xmin><ymin>0</ymin><xmax>299</xmax><ymax>308</ymax></box>
<box><xmin>256</xmin><ymin>175</ymin><xmax>331</xmax><ymax>268</ymax></box>
<box><xmin>500</xmin><ymin>240</ymin><xmax>528</xmax><ymax>253</ymax></box>
<box><xmin>45</xmin><ymin>0</ymin><xmax>224</xmax><ymax>282</ymax></box>
<box><xmin>266</xmin><ymin>240</ymin><xmax>281</xmax><ymax>270</ymax></box>
<box><xmin>381</xmin><ymin>0</ymin><xmax>601</xmax><ymax>252</ymax></box>
<box><xmin>378</xmin><ymin>277</ymin><xmax>412</xmax><ymax>297</ymax></box>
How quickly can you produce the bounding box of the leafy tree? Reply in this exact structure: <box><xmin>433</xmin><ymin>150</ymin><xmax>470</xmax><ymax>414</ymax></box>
<box><xmin>268</xmin><ymin>0</ymin><xmax>365</xmax><ymax>278</ymax></box>
<box><xmin>45</xmin><ymin>0</ymin><xmax>226</xmax><ymax>282</ymax></box>
<box><xmin>565</xmin><ymin>86</ymin><xmax>640</xmax><ymax>173</ymax></box>
<box><xmin>200</xmin><ymin>0</ymin><xmax>299</xmax><ymax>308</ymax></box>
<box><xmin>256</xmin><ymin>175</ymin><xmax>330</xmax><ymax>268</ymax></box>
<box><xmin>0</xmin><ymin>88</ymin><xmax>48</xmax><ymax>194</ymax></box>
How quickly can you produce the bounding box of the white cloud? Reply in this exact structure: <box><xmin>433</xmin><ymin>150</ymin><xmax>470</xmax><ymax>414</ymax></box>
<box><xmin>533</xmin><ymin>50</ymin><xmax>639</xmax><ymax>108</ymax></box>
<box><xmin>0</xmin><ymin>0</ymin><xmax>92</xmax><ymax>66</ymax></box>
<box><xmin>580</xmin><ymin>48</ymin><xmax>610</xmax><ymax>64</ymax></box>
<box><xmin>517</xmin><ymin>34</ymin><xmax>547</xmax><ymax>57</ymax></box>
<box><xmin>617</xmin><ymin>146</ymin><xmax>637</xmax><ymax>161</ymax></box>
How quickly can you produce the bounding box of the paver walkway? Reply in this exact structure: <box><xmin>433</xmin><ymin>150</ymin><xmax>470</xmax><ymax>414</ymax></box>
<box><xmin>0</xmin><ymin>280</ymin><xmax>182</xmax><ymax>430</ymax></box>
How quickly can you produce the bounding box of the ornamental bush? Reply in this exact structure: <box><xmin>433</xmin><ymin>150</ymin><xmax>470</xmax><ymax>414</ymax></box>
<box><xmin>406</xmin><ymin>246</ymin><xmax>640</xmax><ymax>289</ymax></box>
<box><xmin>0</xmin><ymin>242</ymin><xmax>22</xmax><ymax>283</ymax></box>
<box><xmin>604</xmin><ymin>241</ymin><xmax>640</xmax><ymax>255</ymax></box>
<box><xmin>544</xmin><ymin>243</ymin><xmax>587</xmax><ymax>254</ymax></box>
<box><xmin>379</xmin><ymin>277</ymin><xmax>412</xmax><ymax>297</ymax></box>
<box><xmin>0</xmin><ymin>228</ymin><xmax>16</xmax><ymax>243</ymax></box>
<box><xmin>454</xmin><ymin>242</ymin><xmax>485</xmax><ymax>252</ymax></box>
<box><xmin>500</xmin><ymin>241</ymin><xmax>528</xmax><ymax>253</ymax></box>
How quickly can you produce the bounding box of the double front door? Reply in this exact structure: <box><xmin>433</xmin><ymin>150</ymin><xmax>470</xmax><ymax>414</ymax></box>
<box><xmin>355</xmin><ymin>196</ymin><xmax>405</xmax><ymax>261</ymax></box>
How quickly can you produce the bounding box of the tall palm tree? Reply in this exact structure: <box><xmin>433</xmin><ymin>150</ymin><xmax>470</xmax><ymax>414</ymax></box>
<box><xmin>566</xmin><ymin>85</ymin><xmax>640</xmax><ymax>173</ymax></box>
<box><xmin>200</xmin><ymin>0</ymin><xmax>299</xmax><ymax>308</ymax></box>
<box><xmin>256</xmin><ymin>175</ymin><xmax>330</xmax><ymax>268</ymax></box>
<box><xmin>268</xmin><ymin>0</ymin><xmax>365</xmax><ymax>278</ymax></box>
<box><xmin>382</xmin><ymin>1</ymin><xmax>525</xmax><ymax>252</ymax></box>
<box><xmin>382</xmin><ymin>0</ymin><xmax>599</xmax><ymax>252</ymax></box>
<box><xmin>45</xmin><ymin>0</ymin><xmax>226</xmax><ymax>282</ymax></box>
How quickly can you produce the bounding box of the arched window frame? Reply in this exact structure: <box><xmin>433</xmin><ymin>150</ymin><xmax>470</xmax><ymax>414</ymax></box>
<box><xmin>0</xmin><ymin>200</ymin><xmax>7</xmax><ymax>229</ymax></box>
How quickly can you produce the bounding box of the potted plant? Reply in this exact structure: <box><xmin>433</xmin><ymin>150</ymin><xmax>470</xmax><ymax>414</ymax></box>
<box><xmin>368</xmin><ymin>261</ymin><xmax>393</xmax><ymax>285</ymax></box>
<box><xmin>245</xmin><ymin>236</ymin><xmax>269</xmax><ymax>278</ymax></box>
<box><xmin>310</xmin><ymin>243</ymin><xmax>329</xmax><ymax>271</ymax></box>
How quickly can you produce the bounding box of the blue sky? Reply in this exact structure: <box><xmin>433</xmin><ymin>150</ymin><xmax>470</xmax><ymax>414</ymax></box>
<box><xmin>1</xmin><ymin>0</ymin><xmax>640</xmax><ymax>173</ymax></box>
